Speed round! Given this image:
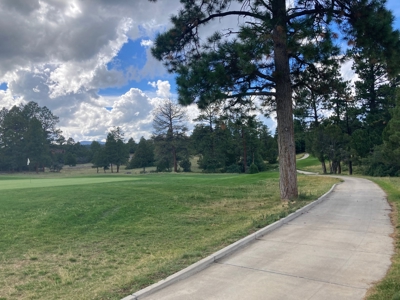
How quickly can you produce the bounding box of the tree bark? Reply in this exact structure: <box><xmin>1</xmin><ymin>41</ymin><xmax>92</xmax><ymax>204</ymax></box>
<box><xmin>273</xmin><ymin>0</ymin><xmax>298</xmax><ymax>200</ymax></box>
<box><xmin>348</xmin><ymin>160</ymin><xmax>353</xmax><ymax>175</ymax></box>
<box><xmin>242</xmin><ymin>129</ymin><xmax>247</xmax><ymax>173</ymax></box>
<box><xmin>173</xmin><ymin>147</ymin><xmax>177</xmax><ymax>172</ymax></box>
<box><xmin>321</xmin><ymin>161</ymin><xmax>327</xmax><ymax>174</ymax></box>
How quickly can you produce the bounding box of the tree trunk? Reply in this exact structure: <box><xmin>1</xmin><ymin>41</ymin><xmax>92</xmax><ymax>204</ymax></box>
<box><xmin>117</xmin><ymin>164</ymin><xmax>120</xmax><ymax>173</ymax></box>
<box><xmin>348</xmin><ymin>160</ymin><xmax>353</xmax><ymax>175</ymax></box>
<box><xmin>242</xmin><ymin>129</ymin><xmax>247</xmax><ymax>173</ymax></box>
<box><xmin>173</xmin><ymin>147</ymin><xmax>177</xmax><ymax>172</ymax></box>
<box><xmin>338</xmin><ymin>161</ymin><xmax>342</xmax><ymax>174</ymax></box>
<box><xmin>273</xmin><ymin>0</ymin><xmax>298</xmax><ymax>200</ymax></box>
<box><xmin>321</xmin><ymin>161</ymin><xmax>327</xmax><ymax>174</ymax></box>
<box><xmin>110</xmin><ymin>163</ymin><xmax>113</xmax><ymax>173</ymax></box>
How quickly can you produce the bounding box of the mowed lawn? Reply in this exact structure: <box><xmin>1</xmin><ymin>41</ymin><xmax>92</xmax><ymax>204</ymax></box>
<box><xmin>0</xmin><ymin>172</ymin><xmax>338</xmax><ymax>300</ymax></box>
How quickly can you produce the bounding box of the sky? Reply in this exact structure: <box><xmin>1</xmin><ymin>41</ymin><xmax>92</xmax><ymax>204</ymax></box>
<box><xmin>0</xmin><ymin>0</ymin><xmax>399</xmax><ymax>143</ymax></box>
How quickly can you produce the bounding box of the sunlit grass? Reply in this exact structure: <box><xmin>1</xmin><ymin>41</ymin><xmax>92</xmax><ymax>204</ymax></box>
<box><xmin>296</xmin><ymin>155</ymin><xmax>322</xmax><ymax>173</ymax></box>
<box><xmin>0</xmin><ymin>171</ymin><xmax>338</xmax><ymax>300</ymax></box>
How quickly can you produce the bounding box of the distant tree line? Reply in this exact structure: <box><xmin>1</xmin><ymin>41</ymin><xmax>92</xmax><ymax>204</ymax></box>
<box><xmin>124</xmin><ymin>99</ymin><xmax>279</xmax><ymax>174</ymax></box>
<box><xmin>5</xmin><ymin>74</ymin><xmax>400</xmax><ymax>177</ymax></box>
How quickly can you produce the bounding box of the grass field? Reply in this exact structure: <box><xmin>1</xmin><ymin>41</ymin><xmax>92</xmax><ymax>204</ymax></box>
<box><xmin>0</xmin><ymin>168</ymin><xmax>339</xmax><ymax>300</ymax></box>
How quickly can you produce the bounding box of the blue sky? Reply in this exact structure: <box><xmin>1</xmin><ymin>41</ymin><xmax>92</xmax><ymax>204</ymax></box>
<box><xmin>0</xmin><ymin>0</ymin><xmax>399</xmax><ymax>142</ymax></box>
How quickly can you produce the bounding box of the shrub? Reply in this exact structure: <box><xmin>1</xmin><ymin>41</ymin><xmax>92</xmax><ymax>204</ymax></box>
<box><xmin>249</xmin><ymin>163</ymin><xmax>259</xmax><ymax>174</ymax></box>
<box><xmin>225</xmin><ymin>164</ymin><xmax>241</xmax><ymax>173</ymax></box>
<box><xmin>179</xmin><ymin>159</ymin><xmax>191</xmax><ymax>172</ymax></box>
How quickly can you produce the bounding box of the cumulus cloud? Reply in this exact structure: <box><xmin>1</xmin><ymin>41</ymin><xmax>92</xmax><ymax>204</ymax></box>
<box><xmin>0</xmin><ymin>0</ymin><xmax>183</xmax><ymax>141</ymax></box>
<box><xmin>140</xmin><ymin>39</ymin><xmax>154</xmax><ymax>47</ymax></box>
<box><xmin>0</xmin><ymin>0</ymin><xmax>397</xmax><ymax>142</ymax></box>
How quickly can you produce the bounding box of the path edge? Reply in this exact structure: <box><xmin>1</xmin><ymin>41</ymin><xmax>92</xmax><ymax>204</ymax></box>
<box><xmin>121</xmin><ymin>183</ymin><xmax>338</xmax><ymax>300</ymax></box>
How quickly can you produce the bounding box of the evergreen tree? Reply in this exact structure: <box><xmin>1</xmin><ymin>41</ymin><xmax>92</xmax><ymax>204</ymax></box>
<box><xmin>383</xmin><ymin>92</ymin><xmax>400</xmax><ymax>168</ymax></box>
<box><xmin>0</xmin><ymin>106</ymin><xmax>27</xmax><ymax>171</ymax></box>
<box><xmin>127</xmin><ymin>137</ymin><xmax>137</xmax><ymax>154</ymax></box>
<box><xmin>64</xmin><ymin>152</ymin><xmax>77</xmax><ymax>167</ymax></box>
<box><xmin>25</xmin><ymin>118</ymin><xmax>50</xmax><ymax>173</ymax></box>
<box><xmin>92</xmin><ymin>147</ymin><xmax>109</xmax><ymax>173</ymax></box>
<box><xmin>149</xmin><ymin>0</ymin><xmax>398</xmax><ymax>199</ymax></box>
<box><xmin>105</xmin><ymin>127</ymin><xmax>128</xmax><ymax>173</ymax></box>
<box><xmin>127</xmin><ymin>137</ymin><xmax>154</xmax><ymax>172</ymax></box>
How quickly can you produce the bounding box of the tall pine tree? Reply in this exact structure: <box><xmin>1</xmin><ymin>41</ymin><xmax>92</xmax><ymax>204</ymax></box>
<box><xmin>149</xmin><ymin>0</ymin><xmax>399</xmax><ymax>199</ymax></box>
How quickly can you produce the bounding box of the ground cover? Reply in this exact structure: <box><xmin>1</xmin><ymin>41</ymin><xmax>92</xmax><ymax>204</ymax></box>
<box><xmin>366</xmin><ymin>177</ymin><xmax>400</xmax><ymax>300</ymax></box>
<box><xmin>296</xmin><ymin>155</ymin><xmax>322</xmax><ymax>173</ymax></box>
<box><xmin>0</xmin><ymin>171</ymin><xmax>338</xmax><ymax>300</ymax></box>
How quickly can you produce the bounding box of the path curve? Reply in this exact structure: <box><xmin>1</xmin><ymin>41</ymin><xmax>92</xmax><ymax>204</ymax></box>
<box><xmin>124</xmin><ymin>176</ymin><xmax>394</xmax><ymax>300</ymax></box>
<box><xmin>298</xmin><ymin>153</ymin><xmax>310</xmax><ymax>160</ymax></box>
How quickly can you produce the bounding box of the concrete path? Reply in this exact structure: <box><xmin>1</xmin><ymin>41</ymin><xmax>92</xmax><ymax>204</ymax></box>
<box><xmin>127</xmin><ymin>176</ymin><xmax>393</xmax><ymax>300</ymax></box>
<box><xmin>298</xmin><ymin>153</ymin><xmax>310</xmax><ymax>160</ymax></box>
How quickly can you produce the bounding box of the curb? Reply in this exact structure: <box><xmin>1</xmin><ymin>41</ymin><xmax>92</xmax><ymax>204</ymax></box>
<box><xmin>122</xmin><ymin>183</ymin><xmax>338</xmax><ymax>300</ymax></box>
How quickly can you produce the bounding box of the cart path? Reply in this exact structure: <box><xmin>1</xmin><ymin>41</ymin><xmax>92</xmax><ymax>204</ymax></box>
<box><xmin>132</xmin><ymin>176</ymin><xmax>393</xmax><ymax>300</ymax></box>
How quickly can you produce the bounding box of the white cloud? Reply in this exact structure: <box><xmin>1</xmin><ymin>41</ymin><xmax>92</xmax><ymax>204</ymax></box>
<box><xmin>0</xmin><ymin>0</ymin><xmax>397</xmax><ymax>143</ymax></box>
<box><xmin>140</xmin><ymin>39</ymin><xmax>154</xmax><ymax>47</ymax></box>
<box><xmin>0</xmin><ymin>0</ymin><xmax>185</xmax><ymax>141</ymax></box>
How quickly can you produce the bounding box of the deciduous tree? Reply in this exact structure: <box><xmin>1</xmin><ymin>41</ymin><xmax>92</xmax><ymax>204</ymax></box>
<box><xmin>153</xmin><ymin>99</ymin><xmax>188</xmax><ymax>172</ymax></box>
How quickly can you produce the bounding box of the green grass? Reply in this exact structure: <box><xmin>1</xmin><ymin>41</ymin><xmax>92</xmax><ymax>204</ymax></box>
<box><xmin>366</xmin><ymin>177</ymin><xmax>400</xmax><ymax>300</ymax></box>
<box><xmin>0</xmin><ymin>176</ymin><xmax>138</xmax><ymax>190</ymax></box>
<box><xmin>0</xmin><ymin>171</ymin><xmax>338</xmax><ymax>300</ymax></box>
<box><xmin>296</xmin><ymin>155</ymin><xmax>322</xmax><ymax>173</ymax></box>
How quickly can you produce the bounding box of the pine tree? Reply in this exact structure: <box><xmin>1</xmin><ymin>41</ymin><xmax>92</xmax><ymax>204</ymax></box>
<box><xmin>380</xmin><ymin>89</ymin><xmax>400</xmax><ymax>173</ymax></box>
<box><xmin>105</xmin><ymin>127</ymin><xmax>128</xmax><ymax>173</ymax></box>
<box><xmin>149</xmin><ymin>0</ymin><xmax>399</xmax><ymax>199</ymax></box>
<box><xmin>128</xmin><ymin>137</ymin><xmax>154</xmax><ymax>172</ymax></box>
<box><xmin>25</xmin><ymin>118</ymin><xmax>50</xmax><ymax>173</ymax></box>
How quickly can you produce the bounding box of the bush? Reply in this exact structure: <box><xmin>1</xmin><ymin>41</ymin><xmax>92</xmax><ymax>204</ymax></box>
<box><xmin>179</xmin><ymin>158</ymin><xmax>191</xmax><ymax>172</ymax></box>
<box><xmin>249</xmin><ymin>163</ymin><xmax>259</xmax><ymax>174</ymax></box>
<box><xmin>393</xmin><ymin>292</ymin><xmax>400</xmax><ymax>300</ymax></box>
<box><xmin>225</xmin><ymin>164</ymin><xmax>241</xmax><ymax>173</ymax></box>
<box><xmin>49</xmin><ymin>163</ymin><xmax>63</xmax><ymax>172</ymax></box>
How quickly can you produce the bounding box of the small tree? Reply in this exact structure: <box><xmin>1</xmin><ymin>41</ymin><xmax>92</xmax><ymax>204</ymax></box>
<box><xmin>153</xmin><ymin>99</ymin><xmax>188</xmax><ymax>172</ymax></box>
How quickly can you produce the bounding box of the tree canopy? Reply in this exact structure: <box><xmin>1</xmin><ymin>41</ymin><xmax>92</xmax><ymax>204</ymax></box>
<box><xmin>149</xmin><ymin>0</ymin><xmax>400</xmax><ymax>199</ymax></box>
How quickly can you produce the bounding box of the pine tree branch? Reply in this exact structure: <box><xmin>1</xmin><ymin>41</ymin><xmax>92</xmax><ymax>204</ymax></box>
<box><xmin>193</xmin><ymin>10</ymin><xmax>264</xmax><ymax>28</ymax></box>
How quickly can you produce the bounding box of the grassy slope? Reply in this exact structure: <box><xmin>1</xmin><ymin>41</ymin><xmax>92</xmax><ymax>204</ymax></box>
<box><xmin>0</xmin><ymin>171</ymin><xmax>338</xmax><ymax>300</ymax></box>
<box><xmin>296</xmin><ymin>155</ymin><xmax>322</xmax><ymax>173</ymax></box>
<box><xmin>366</xmin><ymin>177</ymin><xmax>400</xmax><ymax>300</ymax></box>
